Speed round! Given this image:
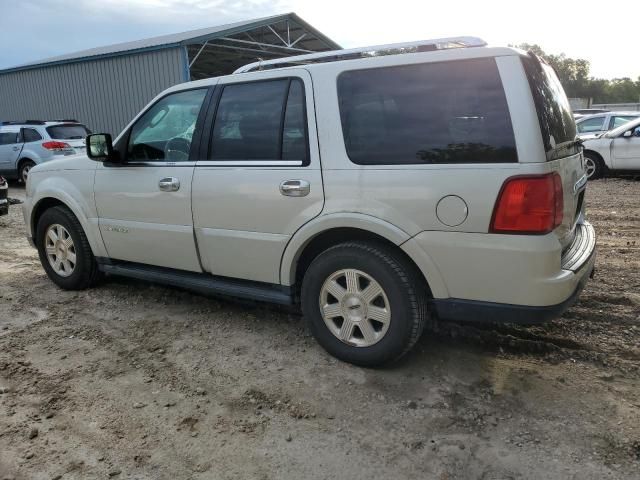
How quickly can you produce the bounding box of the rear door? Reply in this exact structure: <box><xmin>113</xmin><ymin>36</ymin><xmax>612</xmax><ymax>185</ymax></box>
<box><xmin>0</xmin><ymin>129</ymin><xmax>23</xmax><ymax>172</ymax></box>
<box><xmin>191</xmin><ymin>69</ymin><xmax>323</xmax><ymax>284</ymax></box>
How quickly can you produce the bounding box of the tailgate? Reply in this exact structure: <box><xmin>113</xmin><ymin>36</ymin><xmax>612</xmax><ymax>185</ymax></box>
<box><xmin>549</xmin><ymin>152</ymin><xmax>587</xmax><ymax>250</ymax></box>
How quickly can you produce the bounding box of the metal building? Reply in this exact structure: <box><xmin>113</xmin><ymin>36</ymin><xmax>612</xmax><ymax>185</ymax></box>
<box><xmin>0</xmin><ymin>13</ymin><xmax>339</xmax><ymax>135</ymax></box>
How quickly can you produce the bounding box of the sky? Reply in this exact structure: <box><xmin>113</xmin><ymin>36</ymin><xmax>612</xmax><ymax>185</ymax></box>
<box><xmin>0</xmin><ymin>0</ymin><xmax>637</xmax><ymax>80</ymax></box>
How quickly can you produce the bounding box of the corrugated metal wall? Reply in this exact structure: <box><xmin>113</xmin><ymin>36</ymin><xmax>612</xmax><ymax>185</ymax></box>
<box><xmin>0</xmin><ymin>47</ymin><xmax>186</xmax><ymax>136</ymax></box>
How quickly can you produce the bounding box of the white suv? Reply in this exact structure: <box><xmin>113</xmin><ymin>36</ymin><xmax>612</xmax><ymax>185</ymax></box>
<box><xmin>23</xmin><ymin>38</ymin><xmax>596</xmax><ymax>366</ymax></box>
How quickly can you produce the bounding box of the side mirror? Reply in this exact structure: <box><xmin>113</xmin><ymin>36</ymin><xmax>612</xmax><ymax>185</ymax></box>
<box><xmin>622</xmin><ymin>130</ymin><xmax>634</xmax><ymax>138</ymax></box>
<box><xmin>86</xmin><ymin>133</ymin><xmax>116</xmax><ymax>161</ymax></box>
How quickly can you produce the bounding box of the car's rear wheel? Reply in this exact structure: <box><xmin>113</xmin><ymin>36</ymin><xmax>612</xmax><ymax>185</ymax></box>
<box><xmin>36</xmin><ymin>206</ymin><xmax>101</xmax><ymax>290</ymax></box>
<box><xmin>301</xmin><ymin>241</ymin><xmax>428</xmax><ymax>367</ymax></box>
<box><xmin>584</xmin><ymin>153</ymin><xmax>604</xmax><ymax>180</ymax></box>
<box><xmin>19</xmin><ymin>160</ymin><xmax>36</xmax><ymax>184</ymax></box>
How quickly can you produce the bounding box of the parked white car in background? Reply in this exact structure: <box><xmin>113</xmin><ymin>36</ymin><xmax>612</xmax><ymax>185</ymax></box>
<box><xmin>576</xmin><ymin>112</ymin><xmax>640</xmax><ymax>140</ymax></box>
<box><xmin>582</xmin><ymin>117</ymin><xmax>640</xmax><ymax>179</ymax></box>
<box><xmin>22</xmin><ymin>38</ymin><xmax>596</xmax><ymax>366</ymax></box>
<box><xmin>576</xmin><ymin>111</ymin><xmax>640</xmax><ymax>139</ymax></box>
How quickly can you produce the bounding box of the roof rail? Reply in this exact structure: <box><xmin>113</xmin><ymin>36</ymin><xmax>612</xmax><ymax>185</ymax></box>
<box><xmin>0</xmin><ymin>120</ymin><xmax>46</xmax><ymax>125</ymax></box>
<box><xmin>234</xmin><ymin>36</ymin><xmax>487</xmax><ymax>73</ymax></box>
<box><xmin>52</xmin><ymin>119</ymin><xmax>80</xmax><ymax>123</ymax></box>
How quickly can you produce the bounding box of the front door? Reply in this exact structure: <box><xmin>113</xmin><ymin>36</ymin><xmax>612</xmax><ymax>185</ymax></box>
<box><xmin>0</xmin><ymin>129</ymin><xmax>23</xmax><ymax>173</ymax></box>
<box><xmin>94</xmin><ymin>88</ymin><xmax>210</xmax><ymax>272</ymax></box>
<box><xmin>191</xmin><ymin>70</ymin><xmax>324</xmax><ymax>284</ymax></box>
<box><xmin>612</xmin><ymin>124</ymin><xmax>640</xmax><ymax>170</ymax></box>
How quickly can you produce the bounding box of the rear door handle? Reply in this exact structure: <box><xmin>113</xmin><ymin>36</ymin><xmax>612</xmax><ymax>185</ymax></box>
<box><xmin>280</xmin><ymin>179</ymin><xmax>310</xmax><ymax>197</ymax></box>
<box><xmin>159</xmin><ymin>177</ymin><xmax>180</xmax><ymax>192</ymax></box>
<box><xmin>12</xmin><ymin>146</ymin><xmax>19</xmax><ymax>151</ymax></box>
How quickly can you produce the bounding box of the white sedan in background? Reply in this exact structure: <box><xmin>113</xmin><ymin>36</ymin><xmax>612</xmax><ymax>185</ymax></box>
<box><xmin>576</xmin><ymin>111</ymin><xmax>640</xmax><ymax>139</ymax></box>
<box><xmin>583</xmin><ymin>117</ymin><xmax>640</xmax><ymax>179</ymax></box>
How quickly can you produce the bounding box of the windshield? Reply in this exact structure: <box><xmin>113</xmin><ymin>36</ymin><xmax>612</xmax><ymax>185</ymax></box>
<box><xmin>46</xmin><ymin>124</ymin><xmax>91</xmax><ymax>140</ymax></box>
<box><xmin>606</xmin><ymin>117</ymin><xmax>640</xmax><ymax>137</ymax></box>
<box><xmin>521</xmin><ymin>54</ymin><xmax>579</xmax><ymax>160</ymax></box>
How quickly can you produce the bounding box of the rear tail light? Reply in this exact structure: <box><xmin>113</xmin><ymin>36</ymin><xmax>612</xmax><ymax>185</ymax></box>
<box><xmin>42</xmin><ymin>141</ymin><xmax>71</xmax><ymax>151</ymax></box>
<box><xmin>490</xmin><ymin>173</ymin><xmax>563</xmax><ymax>234</ymax></box>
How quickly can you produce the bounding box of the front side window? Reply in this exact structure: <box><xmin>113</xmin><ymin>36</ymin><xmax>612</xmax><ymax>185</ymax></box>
<box><xmin>0</xmin><ymin>132</ymin><xmax>19</xmax><ymax>145</ymax></box>
<box><xmin>577</xmin><ymin>116</ymin><xmax>606</xmax><ymax>133</ymax></box>
<box><xmin>337</xmin><ymin>58</ymin><xmax>517</xmax><ymax>165</ymax></box>
<box><xmin>128</xmin><ymin>89</ymin><xmax>207</xmax><ymax>162</ymax></box>
<box><xmin>22</xmin><ymin>128</ymin><xmax>42</xmax><ymax>142</ymax></box>
<box><xmin>610</xmin><ymin>115</ymin><xmax>638</xmax><ymax>130</ymax></box>
<box><xmin>210</xmin><ymin>78</ymin><xmax>308</xmax><ymax>164</ymax></box>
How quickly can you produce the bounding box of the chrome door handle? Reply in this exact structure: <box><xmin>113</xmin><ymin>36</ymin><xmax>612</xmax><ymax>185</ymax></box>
<box><xmin>159</xmin><ymin>177</ymin><xmax>180</xmax><ymax>192</ymax></box>
<box><xmin>280</xmin><ymin>179</ymin><xmax>310</xmax><ymax>197</ymax></box>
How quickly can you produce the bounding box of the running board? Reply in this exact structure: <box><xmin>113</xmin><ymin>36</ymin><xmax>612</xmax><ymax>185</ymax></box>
<box><xmin>98</xmin><ymin>261</ymin><xmax>294</xmax><ymax>305</ymax></box>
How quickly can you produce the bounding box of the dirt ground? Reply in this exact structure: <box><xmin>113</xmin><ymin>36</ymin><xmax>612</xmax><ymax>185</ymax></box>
<box><xmin>0</xmin><ymin>178</ymin><xmax>638</xmax><ymax>480</ymax></box>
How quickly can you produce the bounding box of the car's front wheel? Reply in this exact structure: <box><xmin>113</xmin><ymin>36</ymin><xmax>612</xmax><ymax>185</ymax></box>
<box><xmin>36</xmin><ymin>206</ymin><xmax>101</xmax><ymax>290</ymax></box>
<box><xmin>301</xmin><ymin>242</ymin><xmax>428</xmax><ymax>367</ymax></box>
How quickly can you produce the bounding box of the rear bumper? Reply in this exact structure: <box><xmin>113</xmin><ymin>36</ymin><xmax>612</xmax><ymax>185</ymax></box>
<box><xmin>431</xmin><ymin>260</ymin><xmax>594</xmax><ymax>324</ymax></box>
<box><xmin>405</xmin><ymin>222</ymin><xmax>597</xmax><ymax>324</ymax></box>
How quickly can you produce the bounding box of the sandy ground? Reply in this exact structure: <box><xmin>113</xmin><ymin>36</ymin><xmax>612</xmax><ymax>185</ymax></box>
<box><xmin>0</xmin><ymin>178</ymin><xmax>638</xmax><ymax>480</ymax></box>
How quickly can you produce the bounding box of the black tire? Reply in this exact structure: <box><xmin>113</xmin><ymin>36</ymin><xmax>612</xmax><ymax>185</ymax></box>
<box><xmin>19</xmin><ymin>160</ymin><xmax>36</xmax><ymax>184</ymax></box>
<box><xmin>301</xmin><ymin>241</ymin><xmax>428</xmax><ymax>367</ymax></box>
<box><xmin>584</xmin><ymin>152</ymin><xmax>604</xmax><ymax>180</ymax></box>
<box><xmin>36</xmin><ymin>206</ymin><xmax>101</xmax><ymax>290</ymax></box>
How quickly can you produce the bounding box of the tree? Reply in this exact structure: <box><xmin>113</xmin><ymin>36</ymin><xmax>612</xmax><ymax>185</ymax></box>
<box><xmin>512</xmin><ymin>44</ymin><xmax>640</xmax><ymax>103</ymax></box>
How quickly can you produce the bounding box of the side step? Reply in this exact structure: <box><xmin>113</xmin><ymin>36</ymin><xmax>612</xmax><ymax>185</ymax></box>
<box><xmin>98</xmin><ymin>261</ymin><xmax>294</xmax><ymax>305</ymax></box>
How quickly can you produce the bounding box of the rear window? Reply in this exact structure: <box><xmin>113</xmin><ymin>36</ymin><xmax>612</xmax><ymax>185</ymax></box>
<box><xmin>46</xmin><ymin>124</ymin><xmax>90</xmax><ymax>140</ymax></box>
<box><xmin>521</xmin><ymin>55</ymin><xmax>579</xmax><ymax>160</ymax></box>
<box><xmin>337</xmin><ymin>58</ymin><xmax>517</xmax><ymax>165</ymax></box>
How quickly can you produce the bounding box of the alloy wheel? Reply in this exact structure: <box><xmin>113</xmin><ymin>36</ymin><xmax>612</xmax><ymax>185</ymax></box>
<box><xmin>44</xmin><ymin>224</ymin><xmax>76</xmax><ymax>277</ymax></box>
<box><xmin>319</xmin><ymin>269</ymin><xmax>391</xmax><ymax>347</ymax></box>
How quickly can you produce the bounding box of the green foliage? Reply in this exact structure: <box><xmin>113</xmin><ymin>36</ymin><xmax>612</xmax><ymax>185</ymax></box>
<box><xmin>512</xmin><ymin>43</ymin><xmax>640</xmax><ymax>104</ymax></box>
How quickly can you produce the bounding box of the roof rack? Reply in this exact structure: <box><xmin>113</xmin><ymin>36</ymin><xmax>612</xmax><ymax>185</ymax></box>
<box><xmin>1</xmin><ymin>120</ymin><xmax>46</xmax><ymax>125</ymax></box>
<box><xmin>234</xmin><ymin>36</ymin><xmax>487</xmax><ymax>73</ymax></box>
<box><xmin>52</xmin><ymin>119</ymin><xmax>80</xmax><ymax>123</ymax></box>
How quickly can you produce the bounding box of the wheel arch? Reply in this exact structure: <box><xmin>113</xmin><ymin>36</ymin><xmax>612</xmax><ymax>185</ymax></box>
<box><xmin>17</xmin><ymin>157</ymin><xmax>35</xmax><ymax>171</ymax></box>
<box><xmin>30</xmin><ymin>191</ymin><xmax>107</xmax><ymax>258</ymax></box>
<box><xmin>583</xmin><ymin>149</ymin><xmax>607</xmax><ymax>168</ymax></box>
<box><xmin>281</xmin><ymin>214</ymin><xmax>448</xmax><ymax>299</ymax></box>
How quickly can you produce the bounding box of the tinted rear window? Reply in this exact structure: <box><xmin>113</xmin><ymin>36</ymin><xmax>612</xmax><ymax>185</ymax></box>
<box><xmin>521</xmin><ymin>55</ymin><xmax>578</xmax><ymax>160</ymax></box>
<box><xmin>46</xmin><ymin>124</ymin><xmax>90</xmax><ymax>140</ymax></box>
<box><xmin>337</xmin><ymin>58</ymin><xmax>517</xmax><ymax>165</ymax></box>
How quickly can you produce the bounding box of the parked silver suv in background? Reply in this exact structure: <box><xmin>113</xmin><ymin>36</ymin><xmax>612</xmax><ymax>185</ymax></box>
<box><xmin>0</xmin><ymin>120</ymin><xmax>90</xmax><ymax>182</ymax></box>
<box><xmin>23</xmin><ymin>38</ymin><xmax>596</xmax><ymax>366</ymax></box>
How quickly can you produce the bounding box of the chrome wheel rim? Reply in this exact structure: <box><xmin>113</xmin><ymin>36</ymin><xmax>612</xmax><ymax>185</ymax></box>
<box><xmin>45</xmin><ymin>224</ymin><xmax>76</xmax><ymax>277</ymax></box>
<box><xmin>319</xmin><ymin>269</ymin><xmax>391</xmax><ymax>347</ymax></box>
<box><xmin>22</xmin><ymin>164</ymin><xmax>32</xmax><ymax>181</ymax></box>
<box><xmin>584</xmin><ymin>157</ymin><xmax>596</xmax><ymax>178</ymax></box>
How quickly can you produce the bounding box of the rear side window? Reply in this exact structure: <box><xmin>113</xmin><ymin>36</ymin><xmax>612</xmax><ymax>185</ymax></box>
<box><xmin>46</xmin><ymin>124</ymin><xmax>90</xmax><ymax>140</ymax></box>
<box><xmin>0</xmin><ymin>132</ymin><xmax>19</xmax><ymax>145</ymax></box>
<box><xmin>576</xmin><ymin>116</ymin><xmax>605</xmax><ymax>133</ymax></box>
<box><xmin>521</xmin><ymin>55</ymin><xmax>578</xmax><ymax>160</ymax></box>
<box><xmin>22</xmin><ymin>128</ymin><xmax>42</xmax><ymax>142</ymax></box>
<box><xmin>337</xmin><ymin>58</ymin><xmax>517</xmax><ymax>165</ymax></box>
<box><xmin>210</xmin><ymin>78</ymin><xmax>308</xmax><ymax>164</ymax></box>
